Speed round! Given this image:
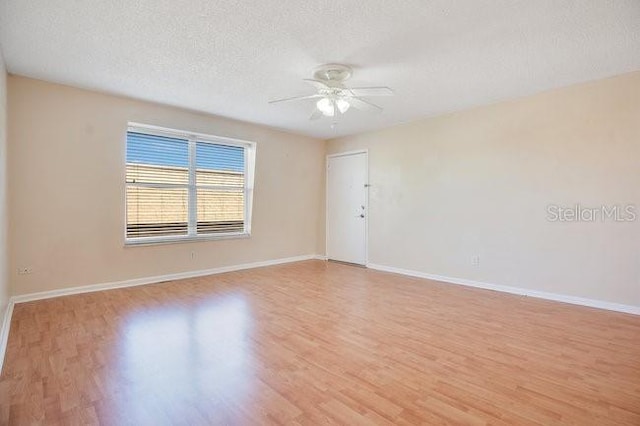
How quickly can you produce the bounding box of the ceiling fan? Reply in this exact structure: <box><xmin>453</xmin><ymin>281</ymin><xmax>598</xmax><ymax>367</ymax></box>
<box><xmin>269</xmin><ymin>64</ymin><xmax>394</xmax><ymax>120</ymax></box>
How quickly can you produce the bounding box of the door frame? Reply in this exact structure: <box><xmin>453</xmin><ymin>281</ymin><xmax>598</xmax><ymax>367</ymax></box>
<box><xmin>325</xmin><ymin>149</ymin><xmax>369</xmax><ymax>265</ymax></box>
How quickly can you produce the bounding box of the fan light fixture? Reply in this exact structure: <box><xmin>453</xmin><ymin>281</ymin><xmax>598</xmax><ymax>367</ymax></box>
<box><xmin>336</xmin><ymin>99</ymin><xmax>350</xmax><ymax>114</ymax></box>
<box><xmin>316</xmin><ymin>98</ymin><xmax>351</xmax><ymax>117</ymax></box>
<box><xmin>316</xmin><ymin>98</ymin><xmax>334</xmax><ymax>116</ymax></box>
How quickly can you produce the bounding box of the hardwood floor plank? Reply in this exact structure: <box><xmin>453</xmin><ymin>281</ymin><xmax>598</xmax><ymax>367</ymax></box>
<box><xmin>0</xmin><ymin>260</ymin><xmax>639</xmax><ymax>425</ymax></box>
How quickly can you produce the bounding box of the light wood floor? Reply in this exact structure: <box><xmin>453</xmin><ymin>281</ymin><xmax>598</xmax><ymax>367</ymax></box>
<box><xmin>1</xmin><ymin>260</ymin><xmax>639</xmax><ymax>425</ymax></box>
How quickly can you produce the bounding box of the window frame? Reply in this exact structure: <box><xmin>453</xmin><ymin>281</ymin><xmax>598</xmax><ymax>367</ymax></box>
<box><xmin>124</xmin><ymin>122</ymin><xmax>256</xmax><ymax>246</ymax></box>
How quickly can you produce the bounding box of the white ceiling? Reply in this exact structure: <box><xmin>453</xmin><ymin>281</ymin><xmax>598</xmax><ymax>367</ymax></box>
<box><xmin>1</xmin><ymin>1</ymin><xmax>639</xmax><ymax>139</ymax></box>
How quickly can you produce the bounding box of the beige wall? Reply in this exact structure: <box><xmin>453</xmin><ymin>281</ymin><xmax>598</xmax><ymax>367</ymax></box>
<box><xmin>328</xmin><ymin>71</ymin><xmax>640</xmax><ymax>306</ymax></box>
<box><xmin>0</xmin><ymin>50</ymin><xmax>8</xmax><ymax>315</ymax></box>
<box><xmin>8</xmin><ymin>76</ymin><xmax>325</xmax><ymax>295</ymax></box>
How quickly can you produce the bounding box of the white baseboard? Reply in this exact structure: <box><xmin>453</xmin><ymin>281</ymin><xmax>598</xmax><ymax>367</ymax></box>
<box><xmin>12</xmin><ymin>254</ymin><xmax>322</xmax><ymax>304</ymax></box>
<box><xmin>367</xmin><ymin>263</ymin><xmax>640</xmax><ymax>315</ymax></box>
<box><xmin>0</xmin><ymin>299</ymin><xmax>15</xmax><ymax>373</ymax></box>
<box><xmin>313</xmin><ymin>254</ymin><xmax>328</xmax><ymax>260</ymax></box>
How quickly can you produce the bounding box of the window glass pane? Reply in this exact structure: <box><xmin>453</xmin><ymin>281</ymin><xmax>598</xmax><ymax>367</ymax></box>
<box><xmin>127</xmin><ymin>132</ymin><xmax>189</xmax><ymax>167</ymax></box>
<box><xmin>126</xmin><ymin>186</ymin><xmax>188</xmax><ymax>238</ymax></box>
<box><xmin>196</xmin><ymin>188</ymin><xmax>244</xmax><ymax>234</ymax></box>
<box><xmin>196</xmin><ymin>141</ymin><xmax>246</xmax><ymax>235</ymax></box>
<box><xmin>126</xmin><ymin>132</ymin><xmax>189</xmax><ymax>184</ymax></box>
<box><xmin>196</xmin><ymin>142</ymin><xmax>244</xmax><ymax>177</ymax></box>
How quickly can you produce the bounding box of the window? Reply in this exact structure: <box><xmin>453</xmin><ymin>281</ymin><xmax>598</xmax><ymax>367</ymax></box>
<box><xmin>125</xmin><ymin>123</ymin><xmax>255</xmax><ymax>244</ymax></box>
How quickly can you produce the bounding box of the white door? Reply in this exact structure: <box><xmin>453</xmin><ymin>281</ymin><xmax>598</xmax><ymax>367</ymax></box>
<box><xmin>327</xmin><ymin>152</ymin><xmax>367</xmax><ymax>265</ymax></box>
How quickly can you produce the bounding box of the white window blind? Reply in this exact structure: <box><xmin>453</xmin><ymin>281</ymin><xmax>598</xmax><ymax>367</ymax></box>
<box><xmin>125</xmin><ymin>124</ymin><xmax>255</xmax><ymax>244</ymax></box>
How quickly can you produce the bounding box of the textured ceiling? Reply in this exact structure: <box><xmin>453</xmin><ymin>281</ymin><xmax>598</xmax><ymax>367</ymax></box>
<box><xmin>1</xmin><ymin>0</ymin><xmax>640</xmax><ymax>139</ymax></box>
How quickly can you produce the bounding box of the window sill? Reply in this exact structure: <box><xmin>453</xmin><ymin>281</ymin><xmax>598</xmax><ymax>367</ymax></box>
<box><xmin>124</xmin><ymin>232</ymin><xmax>251</xmax><ymax>247</ymax></box>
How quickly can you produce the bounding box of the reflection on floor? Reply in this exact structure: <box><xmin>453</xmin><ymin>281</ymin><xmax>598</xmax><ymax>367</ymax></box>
<box><xmin>1</xmin><ymin>260</ymin><xmax>639</xmax><ymax>424</ymax></box>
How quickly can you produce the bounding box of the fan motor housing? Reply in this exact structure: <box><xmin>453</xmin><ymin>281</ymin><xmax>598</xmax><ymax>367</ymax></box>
<box><xmin>313</xmin><ymin>64</ymin><xmax>353</xmax><ymax>83</ymax></box>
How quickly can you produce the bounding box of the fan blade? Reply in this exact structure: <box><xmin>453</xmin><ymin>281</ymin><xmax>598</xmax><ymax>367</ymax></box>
<box><xmin>348</xmin><ymin>97</ymin><xmax>383</xmax><ymax>113</ymax></box>
<box><xmin>309</xmin><ymin>109</ymin><xmax>323</xmax><ymax>121</ymax></box>
<box><xmin>303</xmin><ymin>79</ymin><xmax>331</xmax><ymax>90</ymax></box>
<box><xmin>348</xmin><ymin>86</ymin><xmax>394</xmax><ymax>96</ymax></box>
<box><xmin>269</xmin><ymin>93</ymin><xmax>321</xmax><ymax>104</ymax></box>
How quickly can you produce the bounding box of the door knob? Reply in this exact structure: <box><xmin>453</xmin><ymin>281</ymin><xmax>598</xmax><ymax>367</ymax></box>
<box><xmin>357</xmin><ymin>214</ymin><xmax>365</xmax><ymax>218</ymax></box>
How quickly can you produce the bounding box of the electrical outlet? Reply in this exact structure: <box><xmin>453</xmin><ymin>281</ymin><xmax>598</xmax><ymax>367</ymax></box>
<box><xmin>471</xmin><ymin>255</ymin><xmax>480</xmax><ymax>267</ymax></box>
<box><xmin>18</xmin><ymin>267</ymin><xmax>34</xmax><ymax>275</ymax></box>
